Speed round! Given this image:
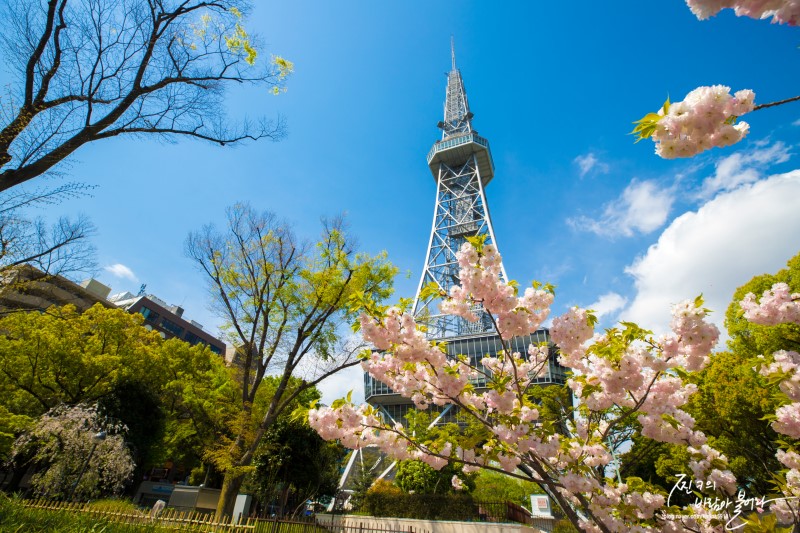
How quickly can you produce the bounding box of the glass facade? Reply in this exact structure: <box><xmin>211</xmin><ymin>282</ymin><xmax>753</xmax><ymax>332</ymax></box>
<box><xmin>160</xmin><ymin>318</ymin><xmax>184</xmax><ymax>337</ymax></box>
<box><xmin>139</xmin><ymin>306</ymin><xmax>159</xmax><ymax>323</ymax></box>
<box><xmin>364</xmin><ymin>328</ymin><xmax>568</xmax><ymax>406</ymax></box>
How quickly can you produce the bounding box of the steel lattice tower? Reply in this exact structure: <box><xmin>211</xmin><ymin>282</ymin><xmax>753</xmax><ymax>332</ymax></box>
<box><xmin>332</xmin><ymin>44</ymin><xmax>567</xmax><ymax>509</ymax></box>
<box><xmin>412</xmin><ymin>41</ymin><xmax>507</xmax><ymax>340</ymax></box>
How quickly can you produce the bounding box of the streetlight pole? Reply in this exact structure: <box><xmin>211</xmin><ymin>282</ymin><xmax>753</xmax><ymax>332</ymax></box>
<box><xmin>69</xmin><ymin>430</ymin><xmax>106</xmax><ymax>501</ymax></box>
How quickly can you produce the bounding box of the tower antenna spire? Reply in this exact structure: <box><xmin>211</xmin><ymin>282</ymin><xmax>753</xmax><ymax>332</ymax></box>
<box><xmin>450</xmin><ymin>36</ymin><xmax>456</xmax><ymax>70</ymax></box>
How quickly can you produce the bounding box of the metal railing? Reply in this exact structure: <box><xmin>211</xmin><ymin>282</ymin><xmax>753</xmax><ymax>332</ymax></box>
<box><xmin>426</xmin><ymin>133</ymin><xmax>490</xmax><ymax>164</ymax></box>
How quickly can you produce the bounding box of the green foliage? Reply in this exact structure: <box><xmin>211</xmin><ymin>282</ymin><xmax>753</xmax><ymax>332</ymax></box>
<box><xmin>395</xmin><ymin>459</ymin><xmax>476</xmax><ymax>495</ymax></box>
<box><xmin>417</xmin><ymin>281</ymin><xmax>445</xmax><ymax>303</ymax></box>
<box><xmin>630</xmin><ymin>98</ymin><xmax>668</xmax><ymax>142</ymax></box>
<box><xmin>361</xmin><ymin>492</ymin><xmax>479</xmax><ymax>521</ymax></box>
<box><xmin>686</xmin><ymin>350</ymin><xmax>781</xmax><ymax>496</ymax></box>
<box><xmin>98</xmin><ymin>381</ymin><xmax>165</xmax><ymax>486</ymax></box>
<box><xmin>348</xmin><ymin>467</ymin><xmax>377</xmax><ymax>512</ymax></box>
<box><xmin>0</xmin><ymin>404</ymin><xmax>33</xmax><ymax>461</ymax></box>
<box><xmin>526</xmin><ymin>383</ymin><xmax>573</xmax><ymax>435</ymax></box>
<box><xmin>465</xmin><ymin>233</ymin><xmax>488</xmax><ymax>253</ymax></box>
<box><xmin>395</xmin><ymin>460</ymin><xmax>439</xmax><ymax>494</ymax></box>
<box><xmin>741</xmin><ymin>511</ymin><xmax>794</xmax><ymax>532</ymax></box>
<box><xmin>249</xmin><ymin>412</ymin><xmax>344</xmax><ymax>513</ymax></box>
<box><xmin>83</xmin><ymin>499</ymin><xmax>142</xmax><ymax>514</ymax></box>
<box><xmin>726</xmin><ymin>251</ymin><xmax>800</xmax><ymax>358</ymax></box>
<box><xmin>0</xmin><ymin>303</ymin><xmax>236</xmax><ymax>489</ymax></box>
<box><xmin>369</xmin><ymin>478</ymin><xmax>403</xmax><ymax>496</ymax></box>
<box><xmin>0</xmin><ymin>305</ymin><xmax>164</xmax><ymax>414</ymax></box>
<box><xmin>471</xmin><ymin>469</ymin><xmax>541</xmax><ymax>507</ymax></box>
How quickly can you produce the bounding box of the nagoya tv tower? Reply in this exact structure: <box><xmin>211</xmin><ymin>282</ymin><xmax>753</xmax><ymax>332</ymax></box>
<box><xmin>340</xmin><ymin>43</ymin><xmax>567</xmax><ymax>506</ymax></box>
<box><xmin>363</xmin><ymin>42</ymin><xmax>566</xmax><ymax>429</ymax></box>
<box><xmin>412</xmin><ymin>39</ymin><xmax>506</xmax><ymax>340</ymax></box>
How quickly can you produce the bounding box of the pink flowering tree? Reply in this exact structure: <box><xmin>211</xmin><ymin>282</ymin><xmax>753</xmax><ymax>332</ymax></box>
<box><xmin>633</xmin><ymin>1</ymin><xmax>800</xmax><ymax>158</ymax></box>
<box><xmin>309</xmin><ymin>239</ymin><xmax>757</xmax><ymax>532</ymax></box>
<box><xmin>737</xmin><ymin>282</ymin><xmax>800</xmax><ymax>527</ymax></box>
<box><xmin>10</xmin><ymin>403</ymin><xmax>134</xmax><ymax>501</ymax></box>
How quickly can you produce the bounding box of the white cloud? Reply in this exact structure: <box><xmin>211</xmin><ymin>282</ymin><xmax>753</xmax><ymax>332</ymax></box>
<box><xmin>588</xmin><ymin>292</ymin><xmax>628</xmax><ymax>319</ymax></box>
<box><xmin>568</xmin><ymin>180</ymin><xmax>674</xmax><ymax>237</ymax></box>
<box><xmin>316</xmin><ymin>365</ymin><xmax>364</xmax><ymax>406</ymax></box>
<box><xmin>696</xmin><ymin>142</ymin><xmax>791</xmax><ymax>200</ymax></box>
<box><xmin>793</xmin><ymin>118</ymin><xmax>800</xmax><ymax>126</ymax></box>
<box><xmin>574</xmin><ymin>152</ymin><xmax>609</xmax><ymax>178</ymax></box>
<box><xmin>622</xmin><ymin>170</ymin><xmax>800</xmax><ymax>338</ymax></box>
<box><xmin>104</xmin><ymin>263</ymin><xmax>138</xmax><ymax>282</ymax></box>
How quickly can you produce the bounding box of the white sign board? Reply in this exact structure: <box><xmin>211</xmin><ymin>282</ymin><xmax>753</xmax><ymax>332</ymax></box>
<box><xmin>530</xmin><ymin>494</ymin><xmax>553</xmax><ymax>517</ymax></box>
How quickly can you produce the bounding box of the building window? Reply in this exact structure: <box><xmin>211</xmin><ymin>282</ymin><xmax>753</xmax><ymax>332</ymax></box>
<box><xmin>184</xmin><ymin>331</ymin><xmax>202</xmax><ymax>345</ymax></box>
<box><xmin>140</xmin><ymin>306</ymin><xmax>159</xmax><ymax>323</ymax></box>
<box><xmin>160</xmin><ymin>318</ymin><xmax>184</xmax><ymax>337</ymax></box>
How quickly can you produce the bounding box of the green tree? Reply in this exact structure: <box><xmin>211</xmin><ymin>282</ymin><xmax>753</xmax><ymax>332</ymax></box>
<box><xmin>0</xmin><ymin>303</ymin><xmax>236</xmax><ymax>483</ymax></box>
<box><xmin>250</xmin><ymin>412</ymin><xmax>344</xmax><ymax>516</ymax></box>
<box><xmin>185</xmin><ymin>204</ymin><xmax>396</xmax><ymax>517</ymax></box>
<box><xmin>395</xmin><ymin>459</ymin><xmax>474</xmax><ymax>495</ymax></box>
<box><xmin>97</xmin><ymin>380</ymin><xmax>165</xmax><ymax>489</ymax></box>
<box><xmin>0</xmin><ymin>305</ymin><xmax>163</xmax><ymax>417</ymax></box>
<box><xmin>151</xmin><ymin>337</ymin><xmax>239</xmax><ymax>475</ymax></box>
<box><xmin>619</xmin><ymin>251</ymin><xmax>800</xmax><ymax>500</ymax></box>
<box><xmin>0</xmin><ymin>0</ymin><xmax>291</xmax><ymax>192</ymax></box>
<box><xmin>726</xmin><ymin>252</ymin><xmax>800</xmax><ymax>358</ymax></box>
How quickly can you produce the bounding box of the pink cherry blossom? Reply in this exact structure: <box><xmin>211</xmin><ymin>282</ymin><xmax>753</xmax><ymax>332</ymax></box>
<box><xmin>740</xmin><ymin>282</ymin><xmax>800</xmax><ymax>326</ymax></box>
<box><xmin>686</xmin><ymin>0</ymin><xmax>800</xmax><ymax>25</ymax></box>
<box><xmin>310</xmin><ymin>241</ymin><xmax>745</xmax><ymax>531</ymax></box>
<box><xmin>642</xmin><ymin>86</ymin><xmax>756</xmax><ymax>159</ymax></box>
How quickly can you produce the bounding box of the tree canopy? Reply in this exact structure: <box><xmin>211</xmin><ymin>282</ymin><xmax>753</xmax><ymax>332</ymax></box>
<box><xmin>0</xmin><ymin>303</ymin><xmax>235</xmax><ymax>488</ymax></box>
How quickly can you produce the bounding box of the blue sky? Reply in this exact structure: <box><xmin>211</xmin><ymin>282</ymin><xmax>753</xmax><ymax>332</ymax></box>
<box><xmin>12</xmin><ymin>2</ymin><xmax>800</xmax><ymax>402</ymax></box>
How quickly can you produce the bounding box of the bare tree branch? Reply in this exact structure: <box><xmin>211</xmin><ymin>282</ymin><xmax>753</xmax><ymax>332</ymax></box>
<box><xmin>0</xmin><ymin>0</ymin><xmax>289</xmax><ymax>192</ymax></box>
<box><xmin>0</xmin><ymin>183</ymin><xmax>96</xmax><ymax>283</ymax></box>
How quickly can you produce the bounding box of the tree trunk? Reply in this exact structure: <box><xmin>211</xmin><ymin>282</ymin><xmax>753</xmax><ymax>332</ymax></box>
<box><xmin>216</xmin><ymin>472</ymin><xmax>246</xmax><ymax>519</ymax></box>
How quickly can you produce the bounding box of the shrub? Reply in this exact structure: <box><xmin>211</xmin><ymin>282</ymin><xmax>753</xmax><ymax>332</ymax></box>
<box><xmin>361</xmin><ymin>492</ymin><xmax>478</xmax><ymax>521</ymax></box>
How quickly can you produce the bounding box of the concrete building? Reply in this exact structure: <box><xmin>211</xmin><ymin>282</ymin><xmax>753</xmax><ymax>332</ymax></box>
<box><xmin>0</xmin><ymin>263</ymin><xmax>225</xmax><ymax>355</ymax></box>
<box><xmin>109</xmin><ymin>292</ymin><xmax>225</xmax><ymax>355</ymax></box>
<box><xmin>0</xmin><ymin>264</ymin><xmax>115</xmax><ymax>313</ymax></box>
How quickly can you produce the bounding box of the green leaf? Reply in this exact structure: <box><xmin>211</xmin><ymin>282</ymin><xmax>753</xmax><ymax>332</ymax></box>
<box><xmin>419</xmin><ymin>281</ymin><xmax>444</xmax><ymax>302</ymax></box>
<box><xmin>630</xmin><ymin>110</ymin><xmax>664</xmax><ymax>142</ymax></box>
<box><xmin>465</xmin><ymin>234</ymin><xmax>488</xmax><ymax>253</ymax></box>
<box><xmin>693</xmin><ymin>294</ymin><xmax>705</xmax><ymax>308</ymax></box>
<box><xmin>662</xmin><ymin>413</ymin><xmax>680</xmax><ymax>429</ymax></box>
<box><xmin>331</xmin><ymin>398</ymin><xmax>346</xmax><ymax>409</ymax></box>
